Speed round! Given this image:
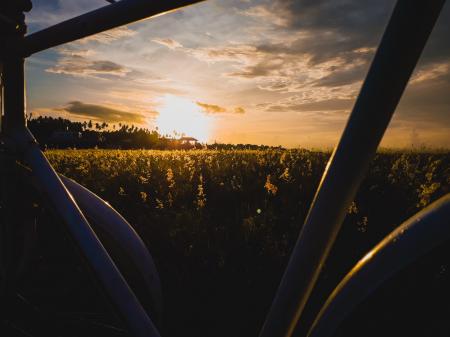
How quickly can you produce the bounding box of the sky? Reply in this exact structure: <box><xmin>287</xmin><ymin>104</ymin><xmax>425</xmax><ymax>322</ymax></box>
<box><xmin>25</xmin><ymin>0</ymin><xmax>450</xmax><ymax>148</ymax></box>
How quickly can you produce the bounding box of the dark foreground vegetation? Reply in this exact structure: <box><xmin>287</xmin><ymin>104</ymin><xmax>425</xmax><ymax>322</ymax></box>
<box><xmin>6</xmin><ymin>149</ymin><xmax>449</xmax><ymax>337</ymax></box>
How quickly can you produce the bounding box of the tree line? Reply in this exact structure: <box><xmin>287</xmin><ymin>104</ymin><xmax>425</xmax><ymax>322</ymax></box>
<box><xmin>27</xmin><ymin>116</ymin><xmax>282</xmax><ymax>150</ymax></box>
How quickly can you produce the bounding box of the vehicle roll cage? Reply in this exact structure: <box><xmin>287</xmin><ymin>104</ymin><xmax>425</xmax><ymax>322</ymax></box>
<box><xmin>0</xmin><ymin>1</ymin><xmax>448</xmax><ymax>337</ymax></box>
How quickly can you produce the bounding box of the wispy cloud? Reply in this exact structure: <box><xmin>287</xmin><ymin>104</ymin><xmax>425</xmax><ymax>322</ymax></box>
<box><xmin>196</xmin><ymin>101</ymin><xmax>245</xmax><ymax>114</ymax></box>
<box><xmin>241</xmin><ymin>5</ymin><xmax>289</xmax><ymax>27</ymax></box>
<box><xmin>410</xmin><ymin>62</ymin><xmax>449</xmax><ymax>85</ymax></box>
<box><xmin>79</xmin><ymin>26</ymin><xmax>137</xmax><ymax>44</ymax></box>
<box><xmin>152</xmin><ymin>38</ymin><xmax>183</xmax><ymax>50</ymax></box>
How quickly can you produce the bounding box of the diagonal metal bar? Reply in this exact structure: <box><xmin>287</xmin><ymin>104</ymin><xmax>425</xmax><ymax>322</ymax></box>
<box><xmin>258</xmin><ymin>1</ymin><xmax>446</xmax><ymax>337</ymax></box>
<box><xmin>19</xmin><ymin>0</ymin><xmax>204</xmax><ymax>57</ymax></box>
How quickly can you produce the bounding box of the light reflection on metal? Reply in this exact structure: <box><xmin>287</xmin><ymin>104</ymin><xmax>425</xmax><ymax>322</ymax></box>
<box><xmin>307</xmin><ymin>194</ymin><xmax>450</xmax><ymax>337</ymax></box>
<box><xmin>1</xmin><ymin>0</ymin><xmax>448</xmax><ymax>336</ymax></box>
<box><xmin>61</xmin><ymin>175</ymin><xmax>163</xmax><ymax>327</ymax></box>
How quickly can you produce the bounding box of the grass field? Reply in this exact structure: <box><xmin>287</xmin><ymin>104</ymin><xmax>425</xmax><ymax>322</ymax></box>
<box><xmin>43</xmin><ymin>149</ymin><xmax>450</xmax><ymax>337</ymax></box>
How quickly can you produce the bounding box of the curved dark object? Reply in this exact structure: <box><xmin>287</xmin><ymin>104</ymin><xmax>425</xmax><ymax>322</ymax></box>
<box><xmin>60</xmin><ymin>175</ymin><xmax>163</xmax><ymax>326</ymax></box>
<box><xmin>307</xmin><ymin>194</ymin><xmax>450</xmax><ymax>337</ymax></box>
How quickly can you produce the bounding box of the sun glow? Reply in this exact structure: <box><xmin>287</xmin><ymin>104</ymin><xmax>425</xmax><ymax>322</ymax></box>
<box><xmin>155</xmin><ymin>95</ymin><xmax>212</xmax><ymax>143</ymax></box>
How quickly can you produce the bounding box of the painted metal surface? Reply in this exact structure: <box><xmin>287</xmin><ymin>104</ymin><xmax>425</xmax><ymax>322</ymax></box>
<box><xmin>258</xmin><ymin>2</ymin><xmax>446</xmax><ymax>337</ymax></box>
<box><xmin>308</xmin><ymin>194</ymin><xmax>450</xmax><ymax>337</ymax></box>
<box><xmin>1</xmin><ymin>0</ymin><xmax>448</xmax><ymax>336</ymax></box>
<box><xmin>60</xmin><ymin>174</ymin><xmax>163</xmax><ymax>326</ymax></box>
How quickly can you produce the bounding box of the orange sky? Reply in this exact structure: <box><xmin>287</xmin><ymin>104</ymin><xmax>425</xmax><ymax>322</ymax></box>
<box><xmin>26</xmin><ymin>0</ymin><xmax>450</xmax><ymax>148</ymax></box>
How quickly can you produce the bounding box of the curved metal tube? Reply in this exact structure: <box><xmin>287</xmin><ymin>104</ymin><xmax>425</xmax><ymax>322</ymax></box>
<box><xmin>60</xmin><ymin>174</ymin><xmax>163</xmax><ymax>325</ymax></box>
<box><xmin>308</xmin><ymin>194</ymin><xmax>450</xmax><ymax>337</ymax></box>
<box><xmin>12</xmin><ymin>127</ymin><xmax>160</xmax><ymax>337</ymax></box>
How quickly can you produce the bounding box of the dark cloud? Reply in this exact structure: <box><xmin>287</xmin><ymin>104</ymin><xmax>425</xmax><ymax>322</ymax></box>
<box><xmin>228</xmin><ymin>57</ymin><xmax>286</xmax><ymax>78</ymax></box>
<box><xmin>254</xmin><ymin>0</ymin><xmax>449</xmax><ymax>65</ymax></box>
<box><xmin>62</xmin><ymin>101</ymin><xmax>147</xmax><ymax>124</ymax></box>
<box><xmin>313</xmin><ymin>62</ymin><xmax>368</xmax><ymax>87</ymax></box>
<box><xmin>272</xmin><ymin>0</ymin><xmax>393</xmax><ymax>36</ymax></box>
<box><xmin>397</xmin><ymin>73</ymin><xmax>450</xmax><ymax>125</ymax></box>
<box><xmin>47</xmin><ymin>50</ymin><xmax>130</xmax><ymax>78</ymax></box>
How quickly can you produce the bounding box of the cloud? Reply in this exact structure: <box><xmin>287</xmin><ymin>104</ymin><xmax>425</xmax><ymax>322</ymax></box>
<box><xmin>179</xmin><ymin>39</ymin><xmax>372</xmax><ymax>94</ymax></box>
<box><xmin>196</xmin><ymin>101</ymin><xmax>226</xmax><ymax>113</ymax></box>
<box><xmin>242</xmin><ymin>0</ymin><xmax>449</xmax><ymax>65</ymax></box>
<box><xmin>61</xmin><ymin>101</ymin><xmax>148</xmax><ymax>124</ymax></box>
<box><xmin>152</xmin><ymin>38</ymin><xmax>183</xmax><ymax>50</ymax></box>
<box><xmin>196</xmin><ymin>101</ymin><xmax>245</xmax><ymax>114</ymax></box>
<box><xmin>230</xmin><ymin>0</ymin><xmax>450</xmax><ymax>94</ymax></box>
<box><xmin>47</xmin><ymin>48</ymin><xmax>130</xmax><ymax>78</ymax></box>
<box><xmin>312</xmin><ymin>62</ymin><xmax>367</xmax><ymax>88</ymax></box>
<box><xmin>148</xmin><ymin>34</ymin><xmax>373</xmax><ymax>97</ymax></box>
<box><xmin>79</xmin><ymin>26</ymin><xmax>137</xmax><ymax>44</ymax></box>
<box><xmin>241</xmin><ymin>5</ymin><xmax>288</xmax><ymax>27</ymax></box>
<box><xmin>264</xmin><ymin>98</ymin><xmax>354</xmax><ymax>113</ymax></box>
<box><xmin>410</xmin><ymin>62</ymin><xmax>449</xmax><ymax>85</ymax></box>
<box><xmin>188</xmin><ymin>44</ymin><xmax>260</xmax><ymax>64</ymax></box>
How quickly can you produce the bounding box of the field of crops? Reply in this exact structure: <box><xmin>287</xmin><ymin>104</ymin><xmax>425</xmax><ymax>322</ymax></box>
<box><xmin>44</xmin><ymin>149</ymin><xmax>449</xmax><ymax>337</ymax></box>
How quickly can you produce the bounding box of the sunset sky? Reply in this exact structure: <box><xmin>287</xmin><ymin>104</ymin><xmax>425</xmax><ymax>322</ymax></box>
<box><xmin>26</xmin><ymin>0</ymin><xmax>449</xmax><ymax>148</ymax></box>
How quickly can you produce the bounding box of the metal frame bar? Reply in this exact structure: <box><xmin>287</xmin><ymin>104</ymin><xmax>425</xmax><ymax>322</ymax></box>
<box><xmin>2</xmin><ymin>55</ymin><xmax>26</xmax><ymax>132</ymax></box>
<box><xmin>308</xmin><ymin>193</ymin><xmax>450</xmax><ymax>337</ymax></box>
<box><xmin>1</xmin><ymin>1</ymin><xmax>204</xmax><ymax>336</ymax></box>
<box><xmin>60</xmin><ymin>174</ymin><xmax>163</xmax><ymax>327</ymax></box>
<box><xmin>11</xmin><ymin>128</ymin><xmax>162</xmax><ymax>337</ymax></box>
<box><xmin>14</xmin><ymin>0</ymin><xmax>205</xmax><ymax>57</ymax></box>
<box><xmin>0</xmin><ymin>0</ymin><xmax>447</xmax><ymax>336</ymax></box>
<box><xmin>258</xmin><ymin>2</ymin><xmax>446</xmax><ymax>337</ymax></box>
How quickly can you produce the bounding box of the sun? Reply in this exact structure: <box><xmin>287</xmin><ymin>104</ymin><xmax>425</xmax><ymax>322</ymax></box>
<box><xmin>155</xmin><ymin>95</ymin><xmax>212</xmax><ymax>143</ymax></box>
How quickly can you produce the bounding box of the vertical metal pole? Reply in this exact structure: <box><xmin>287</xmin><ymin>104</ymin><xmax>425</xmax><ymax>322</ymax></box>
<box><xmin>0</xmin><ymin>2</ymin><xmax>28</xmax><ymax>304</ymax></box>
<box><xmin>258</xmin><ymin>1</ymin><xmax>446</xmax><ymax>337</ymax></box>
<box><xmin>2</xmin><ymin>55</ymin><xmax>26</xmax><ymax>133</ymax></box>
